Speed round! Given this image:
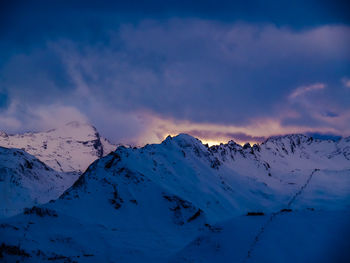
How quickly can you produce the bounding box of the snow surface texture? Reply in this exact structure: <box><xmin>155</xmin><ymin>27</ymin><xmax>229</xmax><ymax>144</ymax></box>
<box><xmin>0</xmin><ymin>147</ymin><xmax>75</xmax><ymax>218</ymax></box>
<box><xmin>0</xmin><ymin>122</ymin><xmax>116</xmax><ymax>219</ymax></box>
<box><xmin>0</xmin><ymin>121</ymin><xmax>116</xmax><ymax>173</ymax></box>
<box><xmin>0</xmin><ymin>134</ymin><xmax>349</xmax><ymax>262</ymax></box>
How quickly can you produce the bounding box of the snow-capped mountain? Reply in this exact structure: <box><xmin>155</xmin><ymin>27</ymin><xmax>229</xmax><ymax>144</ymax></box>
<box><xmin>0</xmin><ymin>134</ymin><xmax>349</xmax><ymax>262</ymax></box>
<box><xmin>0</xmin><ymin>122</ymin><xmax>116</xmax><ymax>219</ymax></box>
<box><xmin>0</xmin><ymin>121</ymin><xmax>116</xmax><ymax>173</ymax></box>
<box><xmin>0</xmin><ymin>147</ymin><xmax>75</xmax><ymax>219</ymax></box>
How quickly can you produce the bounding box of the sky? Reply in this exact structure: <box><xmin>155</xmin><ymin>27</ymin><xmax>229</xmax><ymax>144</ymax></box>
<box><xmin>0</xmin><ymin>0</ymin><xmax>349</xmax><ymax>145</ymax></box>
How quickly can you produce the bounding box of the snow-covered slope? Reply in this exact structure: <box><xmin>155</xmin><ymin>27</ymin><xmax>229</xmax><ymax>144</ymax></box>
<box><xmin>0</xmin><ymin>134</ymin><xmax>349</xmax><ymax>262</ymax></box>
<box><xmin>0</xmin><ymin>121</ymin><xmax>116</xmax><ymax>173</ymax></box>
<box><xmin>0</xmin><ymin>147</ymin><xmax>75</xmax><ymax>219</ymax></box>
<box><xmin>170</xmin><ymin>210</ymin><xmax>350</xmax><ymax>263</ymax></box>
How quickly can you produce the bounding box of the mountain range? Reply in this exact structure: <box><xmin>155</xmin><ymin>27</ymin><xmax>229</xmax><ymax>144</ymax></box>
<box><xmin>0</xmin><ymin>125</ymin><xmax>349</xmax><ymax>262</ymax></box>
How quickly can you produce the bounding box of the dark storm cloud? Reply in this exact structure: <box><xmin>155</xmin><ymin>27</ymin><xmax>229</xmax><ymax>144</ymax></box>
<box><xmin>0</xmin><ymin>48</ymin><xmax>73</xmax><ymax>103</ymax></box>
<box><xmin>0</xmin><ymin>1</ymin><xmax>349</xmax><ymax>143</ymax></box>
<box><xmin>2</xmin><ymin>0</ymin><xmax>350</xmax><ymax>34</ymax></box>
<box><xmin>1</xmin><ymin>0</ymin><xmax>349</xmax><ymax>61</ymax></box>
<box><xmin>41</xmin><ymin>21</ymin><xmax>348</xmax><ymax>125</ymax></box>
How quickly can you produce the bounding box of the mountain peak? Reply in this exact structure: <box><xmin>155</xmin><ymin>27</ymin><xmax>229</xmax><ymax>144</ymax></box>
<box><xmin>163</xmin><ymin>133</ymin><xmax>204</xmax><ymax>149</ymax></box>
<box><xmin>0</xmin><ymin>122</ymin><xmax>116</xmax><ymax>173</ymax></box>
<box><xmin>44</xmin><ymin>121</ymin><xmax>99</xmax><ymax>141</ymax></box>
<box><xmin>174</xmin><ymin>133</ymin><xmax>201</xmax><ymax>143</ymax></box>
<box><xmin>0</xmin><ymin>131</ymin><xmax>8</xmax><ymax>138</ymax></box>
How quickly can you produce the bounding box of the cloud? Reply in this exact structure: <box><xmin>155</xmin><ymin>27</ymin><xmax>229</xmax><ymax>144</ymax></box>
<box><xmin>289</xmin><ymin>83</ymin><xmax>326</xmax><ymax>99</ymax></box>
<box><xmin>0</xmin><ymin>19</ymin><xmax>349</xmax><ymax>143</ymax></box>
<box><xmin>342</xmin><ymin>77</ymin><xmax>350</xmax><ymax>88</ymax></box>
<box><xmin>48</xmin><ymin>21</ymin><xmax>350</xmax><ymax>125</ymax></box>
<box><xmin>0</xmin><ymin>92</ymin><xmax>8</xmax><ymax>109</ymax></box>
<box><xmin>0</xmin><ymin>116</ymin><xmax>21</xmax><ymax>131</ymax></box>
<box><xmin>131</xmin><ymin>113</ymin><xmax>345</xmax><ymax>146</ymax></box>
<box><xmin>1</xmin><ymin>0</ymin><xmax>349</xmax><ymax>49</ymax></box>
<box><xmin>185</xmin><ymin>130</ymin><xmax>267</xmax><ymax>145</ymax></box>
<box><xmin>323</xmin><ymin>111</ymin><xmax>339</xmax><ymax>118</ymax></box>
<box><xmin>29</xmin><ymin>105</ymin><xmax>89</xmax><ymax>131</ymax></box>
<box><xmin>0</xmin><ymin>48</ymin><xmax>74</xmax><ymax>104</ymax></box>
<box><xmin>0</xmin><ymin>102</ymin><xmax>88</xmax><ymax>134</ymax></box>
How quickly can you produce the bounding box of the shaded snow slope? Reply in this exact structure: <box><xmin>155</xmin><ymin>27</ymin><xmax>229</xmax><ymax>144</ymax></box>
<box><xmin>0</xmin><ymin>147</ymin><xmax>75</xmax><ymax>219</ymax></box>
<box><xmin>0</xmin><ymin>121</ymin><xmax>116</xmax><ymax>173</ymax></box>
<box><xmin>170</xmin><ymin>210</ymin><xmax>350</xmax><ymax>263</ymax></box>
<box><xmin>0</xmin><ymin>133</ymin><xmax>349</xmax><ymax>262</ymax></box>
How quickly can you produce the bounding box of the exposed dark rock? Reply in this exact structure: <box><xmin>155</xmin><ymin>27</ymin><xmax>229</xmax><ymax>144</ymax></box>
<box><xmin>0</xmin><ymin>243</ymin><xmax>31</xmax><ymax>258</ymax></box>
<box><xmin>24</xmin><ymin>206</ymin><xmax>58</xmax><ymax>217</ymax></box>
<box><xmin>105</xmin><ymin>153</ymin><xmax>121</xmax><ymax>169</ymax></box>
<box><xmin>187</xmin><ymin>209</ymin><xmax>203</xmax><ymax>222</ymax></box>
<box><xmin>246</xmin><ymin>212</ymin><xmax>265</xmax><ymax>216</ymax></box>
<box><xmin>280</xmin><ymin>208</ymin><xmax>293</xmax><ymax>213</ymax></box>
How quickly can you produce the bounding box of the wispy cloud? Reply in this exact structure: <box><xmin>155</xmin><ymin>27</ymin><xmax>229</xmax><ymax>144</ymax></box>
<box><xmin>289</xmin><ymin>83</ymin><xmax>326</xmax><ymax>99</ymax></box>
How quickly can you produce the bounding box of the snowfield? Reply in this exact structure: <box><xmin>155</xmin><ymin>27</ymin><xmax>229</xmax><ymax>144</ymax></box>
<box><xmin>0</xmin><ymin>147</ymin><xmax>75</xmax><ymax>218</ymax></box>
<box><xmin>0</xmin><ymin>133</ymin><xmax>349</xmax><ymax>262</ymax></box>
<box><xmin>0</xmin><ymin>121</ymin><xmax>116</xmax><ymax>173</ymax></box>
<box><xmin>170</xmin><ymin>210</ymin><xmax>350</xmax><ymax>263</ymax></box>
<box><xmin>0</xmin><ymin>122</ymin><xmax>116</xmax><ymax>219</ymax></box>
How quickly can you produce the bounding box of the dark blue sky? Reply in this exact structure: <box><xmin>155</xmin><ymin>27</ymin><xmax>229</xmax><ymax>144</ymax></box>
<box><xmin>0</xmin><ymin>0</ymin><xmax>349</xmax><ymax>145</ymax></box>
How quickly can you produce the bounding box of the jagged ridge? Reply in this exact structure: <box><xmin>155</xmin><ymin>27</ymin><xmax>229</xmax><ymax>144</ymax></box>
<box><xmin>0</xmin><ymin>133</ymin><xmax>349</xmax><ymax>262</ymax></box>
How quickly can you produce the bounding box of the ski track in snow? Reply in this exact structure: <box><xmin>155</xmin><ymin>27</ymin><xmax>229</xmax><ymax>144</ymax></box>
<box><xmin>244</xmin><ymin>168</ymin><xmax>320</xmax><ymax>262</ymax></box>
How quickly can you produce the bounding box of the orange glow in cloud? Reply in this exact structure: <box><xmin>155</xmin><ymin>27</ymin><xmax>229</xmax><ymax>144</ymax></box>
<box><xmin>133</xmin><ymin>113</ymin><xmax>342</xmax><ymax>147</ymax></box>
